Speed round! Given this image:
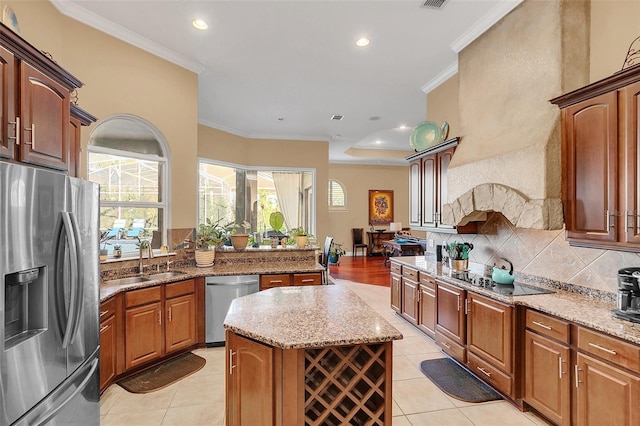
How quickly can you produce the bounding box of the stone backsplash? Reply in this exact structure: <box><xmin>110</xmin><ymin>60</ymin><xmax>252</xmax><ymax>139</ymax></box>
<box><xmin>429</xmin><ymin>212</ymin><xmax>640</xmax><ymax>295</ymax></box>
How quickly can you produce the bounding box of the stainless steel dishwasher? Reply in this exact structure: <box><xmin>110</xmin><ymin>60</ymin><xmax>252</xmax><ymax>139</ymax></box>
<box><xmin>205</xmin><ymin>275</ymin><xmax>260</xmax><ymax>346</ymax></box>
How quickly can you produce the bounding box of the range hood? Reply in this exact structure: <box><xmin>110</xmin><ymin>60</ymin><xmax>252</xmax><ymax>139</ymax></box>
<box><xmin>438</xmin><ymin>0</ymin><xmax>589</xmax><ymax>230</ymax></box>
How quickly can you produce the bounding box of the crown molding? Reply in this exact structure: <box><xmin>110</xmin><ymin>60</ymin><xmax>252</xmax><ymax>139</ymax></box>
<box><xmin>49</xmin><ymin>0</ymin><xmax>205</xmax><ymax>74</ymax></box>
<box><xmin>450</xmin><ymin>0</ymin><xmax>524</xmax><ymax>53</ymax></box>
<box><xmin>421</xmin><ymin>60</ymin><xmax>458</xmax><ymax>94</ymax></box>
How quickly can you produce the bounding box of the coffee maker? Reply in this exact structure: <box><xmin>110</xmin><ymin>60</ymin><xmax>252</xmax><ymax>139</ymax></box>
<box><xmin>612</xmin><ymin>267</ymin><xmax>640</xmax><ymax>323</ymax></box>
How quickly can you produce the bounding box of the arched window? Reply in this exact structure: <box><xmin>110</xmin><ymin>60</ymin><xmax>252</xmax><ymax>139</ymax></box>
<box><xmin>328</xmin><ymin>179</ymin><xmax>346</xmax><ymax>209</ymax></box>
<box><xmin>87</xmin><ymin>115</ymin><xmax>170</xmax><ymax>255</ymax></box>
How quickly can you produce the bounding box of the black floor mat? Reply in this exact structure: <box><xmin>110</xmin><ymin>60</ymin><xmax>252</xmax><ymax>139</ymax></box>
<box><xmin>419</xmin><ymin>358</ymin><xmax>502</xmax><ymax>403</ymax></box>
<box><xmin>118</xmin><ymin>352</ymin><xmax>206</xmax><ymax>393</ymax></box>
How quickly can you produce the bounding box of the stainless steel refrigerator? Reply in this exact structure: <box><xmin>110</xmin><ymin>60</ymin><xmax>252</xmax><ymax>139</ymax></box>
<box><xmin>0</xmin><ymin>162</ymin><xmax>100</xmax><ymax>425</ymax></box>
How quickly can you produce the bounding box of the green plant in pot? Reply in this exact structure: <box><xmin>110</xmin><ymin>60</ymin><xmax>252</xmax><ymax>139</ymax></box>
<box><xmin>289</xmin><ymin>227</ymin><xmax>313</xmax><ymax>248</ymax></box>
<box><xmin>195</xmin><ymin>218</ymin><xmax>225</xmax><ymax>267</ymax></box>
<box><xmin>112</xmin><ymin>244</ymin><xmax>122</xmax><ymax>258</ymax></box>
<box><xmin>328</xmin><ymin>241</ymin><xmax>345</xmax><ymax>265</ymax></box>
<box><xmin>230</xmin><ymin>220</ymin><xmax>251</xmax><ymax>250</ymax></box>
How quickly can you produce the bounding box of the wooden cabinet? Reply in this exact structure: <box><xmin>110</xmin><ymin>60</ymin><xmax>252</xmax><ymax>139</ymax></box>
<box><xmin>165</xmin><ymin>280</ymin><xmax>196</xmax><ymax>353</ymax></box>
<box><xmin>524</xmin><ymin>309</ymin><xmax>572</xmax><ymax>425</ymax></box>
<box><xmin>390</xmin><ymin>262</ymin><xmax>401</xmax><ymax>313</ymax></box>
<box><xmin>0</xmin><ymin>25</ymin><xmax>87</xmax><ymax>174</ymax></box>
<box><xmin>551</xmin><ymin>65</ymin><xmax>640</xmax><ymax>250</ymax></box>
<box><xmin>226</xmin><ymin>332</ymin><xmax>275</xmax><ymax>426</ymax></box>
<box><xmin>68</xmin><ymin>105</ymin><xmax>97</xmax><ymax>177</ymax></box>
<box><xmin>124</xmin><ymin>286</ymin><xmax>163</xmax><ymax>370</ymax></box>
<box><xmin>400</xmin><ymin>267</ymin><xmax>419</xmax><ymax>325</ymax></box>
<box><xmin>259</xmin><ymin>273</ymin><xmax>322</xmax><ymax>291</ymax></box>
<box><xmin>99</xmin><ymin>296</ymin><xmax>121</xmax><ymax>392</ymax></box>
<box><xmin>575</xmin><ymin>353</ymin><xmax>640</xmax><ymax>426</ymax></box>
<box><xmin>435</xmin><ymin>280</ymin><xmax>466</xmax><ymax>363</ymax></box>
<box><xmin>406</xmin><ymin>138</ymin><xmax>477</xmax><ymax>233</ymax></box>
<box><xmin>123</xmin><ymin>280</ymin><xmax>197</xmax><ymax>370</ymax></box>
<box><xmin>417</xmin><ymin>274</ymin><xmax>436</xmax><ymax>338</ymax></box>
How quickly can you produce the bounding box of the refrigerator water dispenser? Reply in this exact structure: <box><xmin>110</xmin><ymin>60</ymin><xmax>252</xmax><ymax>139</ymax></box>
<box><xmin>4</xmin><ymin>266</ymin><xmax>46</xmax><ymax>350</ymax></box>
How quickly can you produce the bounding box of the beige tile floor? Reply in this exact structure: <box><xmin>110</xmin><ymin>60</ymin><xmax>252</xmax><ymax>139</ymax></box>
<box><xmin>100</xmin><ymin>279</ymin><xmax>551</xmax><ymax>425</ymax></box>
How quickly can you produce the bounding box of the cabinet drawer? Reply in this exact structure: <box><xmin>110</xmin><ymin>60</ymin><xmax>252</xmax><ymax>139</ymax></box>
<box><xmin>165</xmin><ymin>279</ymin><xmax>195</xmax><ymax>299</ymax></box>
<box><xmin>402</xmin><ymin>266</ymin><xmax>419</xmax><ymax>281</ymax></box>
<box><xmin>418</xmin><ymin>273</ymin><xmax>436</xmax><ymax>289</ymax></box>
<box><xmin>390</xmin><ymin>262</ymin><xmax>401</xmax><ymax>275</ymax></box>
<box><xmin>467</xmin><ymin>352</ymin><xmax>512</xmax><ymax>398</ymax></box>
<box><xmin>526</xmin><ymin>310</ymin><xmax>570</xmax><ymax>343</ymax></box>
<box><xmin>577</xmin><ymin>327</ymin><xmax>640</xmax><ymax>371</ymax></box>
<box><xmin>100</xmin><ymin>297</ymin><xmax>116</xmax><ymax>322</ymax></box>
<box><xmin>435</xmin><ymin>331</ymin><xmax>466</xmax><ymax>364</ymax></box>
<box><xmin>293</xmin><ymin>273</ymin><xmax>322</xmax><ymax>286</ymax></box>
<box><xmin>125</xmin><ymin>286</ymin><xmax>162</xmax><ymax>308</ymax></box>
<box><xmin>260</xmin><ymin>274</ymin><xmax>291</xmax><ymax>289</ymax></box>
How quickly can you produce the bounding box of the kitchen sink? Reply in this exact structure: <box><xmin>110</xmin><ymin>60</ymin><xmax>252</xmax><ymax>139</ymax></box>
<box><xmin>103</xmin><ymin>276</ymin><xmax>150</xmax><ymax>286</ymax></box>
<box><xmin>147</xmin><ymin>271</ymin><xmax>187</xmax><ymax>280</ymax></box>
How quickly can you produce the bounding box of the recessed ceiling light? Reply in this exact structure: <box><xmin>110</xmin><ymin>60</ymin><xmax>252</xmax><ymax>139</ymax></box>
<box><xmin>356</xmin><ymin>37</ymin><xmax>370</xmax><ymax>47</ymax></box>
<box><xmin>192</xmin><ymin>19</ymin><xmax>208</xmax><ymax>30</ymax></box>
<box><xmin>375</xmin><ymin>140</ymin><xmax>382</xmax><ymax>145</ymax></box>
<box><xmin>399</xmin><ymin>124</ymin><xmax>407</xmax><ymax>130</ymax></box>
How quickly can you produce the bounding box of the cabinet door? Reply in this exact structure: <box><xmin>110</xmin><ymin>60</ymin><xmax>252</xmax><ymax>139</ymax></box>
<box><xmin>165</xmin><ymin>294</ymin><xmax>196</xmax><ymax>354</ymax></box>
<box><xmin>421</xmin><ymin>154</ymin><xmax>437</xmax><ymax>228</ymax></box>
<box><xmin>564</xmin><ymin>92</ymin><xmax>618</xmax><ymax>243</ymax></box>
<box><xmin>525</xmin><ymin>331</ymin><xmax>570</xmax><ymax>426</ymax></box>
<box><xmin>227</xmin><ymin>332</ymin><xmax>274</xmax><ymax>426</ymax></box>
<box><xmin>466</xmin><ymin>293</ymin><xmax>512</xmax><ymax>373</ymax></box>
<box><xmin>390</xmin><ymin>273</ymin><xmax>401</xmax><ymax>313</ymax></box>
<box><xmin>0</xmin><ymin>45</ymin><xmax>15</xmax><ymax>160</ymax></box>
<box><xmin>435</xmin><ymin>281</ymin><xmax>465</xmax><ymax>346</ymax></box>
<box><xmin>260</xmin><ymin>274</ymin><xmax>291</xmax><ymax>290</ymax></box>
<box><xmin>99</xmin><ymin>314</ymin><xmax>117</xmax><ymax>392</ymax></box>
<box><xmin>417</xmin><ymin>281</ymin><xmax>436</xmax><ymax>338</ymax></box>
<box><xmin>623</xmin><ymin>80</ymin><xmax>640</xmax><ymax>245</ymax></box>
<box><xmin>409</xmin><ymin>160</ymin><xmax>422</xmax><ymax>227</ymax></box>
<box><xmin>437</xmin><ymin>148</ymin><xmax>455</xmax><ymax>230</ymax></box>
<box><xmin>576</xmin><ymin>353</ymin><xmax>640</xmax><ymax>426</ymax></box>
<box><xmin>19</xmin><ymin>62</ymin><xmax>70</xmax><ymax>171</ymax></box>
<box><xmin>68</xmin><ymin>115</ymin><xmax>81</xmax><ymax>178</ymax></box>
<box><xmin>125</xmin><ymin>302</ymin><xmax>163</xmax><ymax>369</ymax></box>
<box><xmin>401</xmin><ymin>277</ymin><xmax>419</xmax><ymax>325</ymax></box>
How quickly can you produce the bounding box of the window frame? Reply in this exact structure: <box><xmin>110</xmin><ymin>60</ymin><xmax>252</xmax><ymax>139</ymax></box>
<box><xmin>328</xmin><ymin>178</ymin><xmax>347</xmax><ymax>211</ymax></box>
<box><xmin>87</xmin><ymin>114</ymin><xmax>171</xmax><ymax>248</ymax></box>
<box><xmin>197</xmin><ymin>157</ymin><xmax>317</xmax><ymax>235</ymax></box>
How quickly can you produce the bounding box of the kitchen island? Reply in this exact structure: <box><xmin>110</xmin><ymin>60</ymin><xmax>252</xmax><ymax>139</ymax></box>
<box><xmin>224</xmin><ymin>285</ymin><xmax>402</xmax><ymax>426</ymax></box>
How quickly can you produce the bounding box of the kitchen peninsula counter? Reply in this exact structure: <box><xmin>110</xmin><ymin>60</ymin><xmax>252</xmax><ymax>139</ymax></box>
<box><xmin>223</xmin><ymin>285</ymin><xmax>402</xmax><ymax>425</ymax></box>
<box><xmin>391</xmin><ymin>256</ymin><xmax>640</xmax><ymax>346</ymax></box>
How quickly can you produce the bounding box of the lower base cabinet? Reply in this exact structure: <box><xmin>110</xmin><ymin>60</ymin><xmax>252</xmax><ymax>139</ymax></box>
<box><xmin>576</xmin><ymin>353</ymin><xmax>640</xmax><ymax>426</ymax></box>
<box><xmin>99</xmin><ymin>302</ymin><xmax>118</xmax><ymax>391</ymax></box>
<box><xmin>524</xmin><ymin>331</ymin><xmax>571</xmax><ymax>426</ymax></box>
<box><xmin>260</xmin><ymin>272</ymin><xmax>323</xmax><ymax>290</ymax></box>
<box><xmin>225</xmin><ymin>330</ymin><xmax>393</xmax><ymax>425</ymax></box>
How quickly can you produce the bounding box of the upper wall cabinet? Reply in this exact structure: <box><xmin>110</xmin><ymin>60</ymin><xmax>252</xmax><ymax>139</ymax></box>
<box><xmin>407</xmin><ymin>138</ymin><xmax>477</xmax><ymax>234</ymax></box>
<box><xmin>551</xmin><ymin>64</ymin><xmax>640</xmax><ymax>251</ymax></box>
<box><xmin>0</xmin><ymin>23</ymin><xmax>88</xmax><ymax>174</ymax></box>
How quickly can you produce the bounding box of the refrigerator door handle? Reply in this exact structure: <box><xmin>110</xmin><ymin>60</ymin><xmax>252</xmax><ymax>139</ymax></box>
<box><xmin>66</xmin><ymin>212</ymin><xmax>85</xmax><ymax>345</ymax></box>
<box><xmin>25</xmin><ymin>357</ymin><xmax>99</xmax><ymax>426</ymax></box>
<box><xmin>56</xmin><ymin>211</ymin><xmax>81</xmax><ymax>349</ymax></box>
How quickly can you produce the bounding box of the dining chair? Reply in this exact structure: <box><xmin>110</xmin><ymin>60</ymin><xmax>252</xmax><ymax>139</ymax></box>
<box><xmin>321</xmin><ymin>236</ymin><xmax>333</xmax><ymax>284</ymax></box>
<box><xmin>352</xmin><ymin>228</ymin><xmax>367</xmax><ymax>257</ymax></box>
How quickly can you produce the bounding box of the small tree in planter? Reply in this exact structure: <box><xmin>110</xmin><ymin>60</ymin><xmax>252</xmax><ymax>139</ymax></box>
<box><xmin>289</xmin><ymin>227</ymin><xmax>314</xmax><ymax>248</ymax></box>
<box><xmin>195</xmin><ymin>218</ymin><xmax>225</xmax><ymax>266</ymax></box>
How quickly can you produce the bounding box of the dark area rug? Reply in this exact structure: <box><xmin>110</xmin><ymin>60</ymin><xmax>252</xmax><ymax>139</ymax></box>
<box><xmin>118</xmin><ymin>352</ymin><xmax>206</xmax><ymax>394</ymax></box>
<box><xmin>419</xmin><ymin>358</ymin><xmax>502</xmax><ymax>403</ymax></box>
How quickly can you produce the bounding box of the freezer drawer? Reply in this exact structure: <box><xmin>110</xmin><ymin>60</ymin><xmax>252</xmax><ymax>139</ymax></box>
<box><xmin>12</xmin><ymin>349</ymin><xmax>100</xmax><ymax>426</ymax></box>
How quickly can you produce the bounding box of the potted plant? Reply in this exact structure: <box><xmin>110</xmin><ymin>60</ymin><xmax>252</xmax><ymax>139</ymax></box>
<box><xmin>328</xmin><ymin>241</ymin><xmax>346</xmax><ymax>265</ymax></box>
<box><xmin>289</xmin><ymin>227</ymin><xmax>313</xmax><ymax>248</ymax></box>
<box><xmin>230</xmin><ymin>220</ymin><xmax>251</xmax><ymax>250</ymax></box>
<box><xmin>195</xmin><ymin>218</ymin><xmax>224</xmax><ymax>267</ymax></box>
<box><xmin>112</xmin><ymin>244</ymin><xmax>122</xmax><ymax>258</ymax></box>
<box><xmin>99</xmin><ymin>230</ymin><xmax>113</xmax><ymax>261</ymax></box>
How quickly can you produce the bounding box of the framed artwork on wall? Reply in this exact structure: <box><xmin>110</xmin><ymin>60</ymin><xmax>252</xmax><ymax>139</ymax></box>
<box><xmin>368</xmin><ymin>190</ymin><xmax>394</xmax><ymax>225</ymax></box>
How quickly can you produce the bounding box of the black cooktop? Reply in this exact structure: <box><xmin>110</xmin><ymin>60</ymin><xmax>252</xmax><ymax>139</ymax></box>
<box><xmin>448</xmin><ymin>272</ymin><xmax>555</xmax><ymax>296</ymax></box>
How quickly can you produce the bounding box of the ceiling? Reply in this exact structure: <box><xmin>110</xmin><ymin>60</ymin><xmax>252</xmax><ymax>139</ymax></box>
<box><xmin>51</xmin><ymin>0</ymin><xmax>522</xmax><ymax>165</ymax></box>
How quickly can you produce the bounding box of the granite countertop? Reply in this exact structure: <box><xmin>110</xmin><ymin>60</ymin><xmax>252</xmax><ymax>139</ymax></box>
<box><xmin>99</xmin><ymin>263</ymin><xmax>325</xmax><ymax>302</ymax></box>
<box><xmin>391</xmin><ymin>256</ymin><xmax>640</xmax><ymax>346</ymax></box>
<box><xmin>224</xmin><ymin>285</ymin><xmax>403</xmax><ymax>349</ymax></box>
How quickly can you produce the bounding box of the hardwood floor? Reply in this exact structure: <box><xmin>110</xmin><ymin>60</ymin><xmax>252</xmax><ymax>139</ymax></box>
<box><xmin>329</xmin><ymin>254</ymin><xmax>390</xmax><ymax>287</ymax></box>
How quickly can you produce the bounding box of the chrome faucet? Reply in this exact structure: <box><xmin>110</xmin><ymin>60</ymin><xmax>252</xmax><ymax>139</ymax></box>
<box><xmin>138</xmin><ymin>239</ymin><xmax>153</xmax><ymax>273</ymax></box>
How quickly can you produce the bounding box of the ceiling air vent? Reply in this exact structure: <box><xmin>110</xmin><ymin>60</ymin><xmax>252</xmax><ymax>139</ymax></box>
<box><xmin>330</xmin><ymin>115</ymin><xmax>344</xmax><ymax>121</ymax></box>
<box><xmin>422</xmin><ymin>0</ymin><xmax>448</xmax><ymax>9</ymax></box>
